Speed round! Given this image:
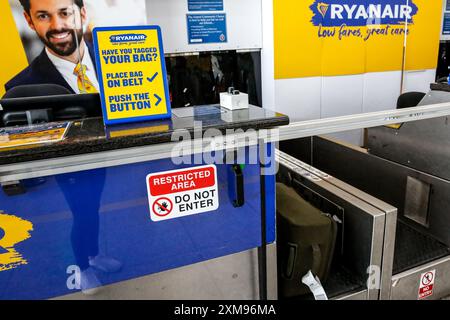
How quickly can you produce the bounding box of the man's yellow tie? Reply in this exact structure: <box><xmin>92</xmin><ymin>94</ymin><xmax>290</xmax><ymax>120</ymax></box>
<box><xmin>74</xmin><ymin>63</ymin><xmax>98</xmax><ymax>94</ymax></box>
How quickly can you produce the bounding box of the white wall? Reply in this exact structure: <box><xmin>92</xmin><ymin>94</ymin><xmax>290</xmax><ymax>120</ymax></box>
<box><xmin>269</xmin><ymin>69</ymin><xmax>436</xmax><ymax>146</ymax></box>
<box><xmin>261</xmin><ymin>0</ymin><xmax>275</xmax><ymax>111</ymax></box>
<box><xmin>271</xmin><ymin>69</ymin><xmax>436</xmax><ymax>123</ymax></box>
<box><xmin>403</xmin><ymin>70</ymin><xmax>437</xmax><ymax>93</ymax></box>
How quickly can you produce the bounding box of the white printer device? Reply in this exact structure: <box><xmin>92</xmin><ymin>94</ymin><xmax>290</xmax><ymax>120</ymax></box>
<box><xmin>220</xmin><ymin>87</ymin><xmax>249</xmax><ymax>111</ymax></box>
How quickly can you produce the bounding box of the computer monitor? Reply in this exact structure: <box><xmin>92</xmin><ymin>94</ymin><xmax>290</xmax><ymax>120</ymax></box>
<box><xmin>0</xmin><ymin>87</ymin><xmax>102</xmax><ymax>127</ymax></box>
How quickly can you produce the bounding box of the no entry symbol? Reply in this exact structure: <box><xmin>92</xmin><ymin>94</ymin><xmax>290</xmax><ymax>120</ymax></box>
<box><xmin>152</xmin><ymin>197</ymin><xmax>173</xmax><ymax>217</ymax></box>
<box><xmin>422</xmin><ymin>272</ymin><xmax>434</xmax><ymax>286</ymax></box>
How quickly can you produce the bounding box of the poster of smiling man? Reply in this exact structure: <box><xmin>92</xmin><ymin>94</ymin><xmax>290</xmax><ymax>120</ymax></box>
<box><xmin>3</xmin><ymin>0</ymin><xmax>147</xmax><ymax>95</ymax></box>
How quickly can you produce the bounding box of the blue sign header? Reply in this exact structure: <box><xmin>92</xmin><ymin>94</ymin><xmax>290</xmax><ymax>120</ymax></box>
<box><xmin>443</xmin><ymin>13</ymin><xmax>450</xmax><ymax>35</ymax></box>
<box><xmin>188</xmin><ymin>0</ymin><xmax>224</xmax><ymax>12</ymax></box>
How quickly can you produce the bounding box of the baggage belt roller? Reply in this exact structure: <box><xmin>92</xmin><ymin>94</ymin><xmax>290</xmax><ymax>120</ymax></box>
<box><xmin>276</xmin><ymin>149</ymin><xmax>397</xmax><ymax>300</ymax></box>
<box><xmin>284</xmin><ymin>136</ymin><xmax>450</xmax><ymax>299</ymax></box>
<box><xmin>276</xmin><ymin>150</ymin><xmax>388</xmax><ymax>300</ymax></box>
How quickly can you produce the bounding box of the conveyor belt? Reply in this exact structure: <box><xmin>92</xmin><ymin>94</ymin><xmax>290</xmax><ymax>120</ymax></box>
<box><xmin>283</xmin><ymin>264</ymin><xmax>365</xmax><ymax>300</ymax></box>
<box><xmin>323</xmin><ymin>265</ymin><xmax>365</xmax><ymax>298</ymax></box>
<box><xmin>393</xmin><ymin>221</ymin><xmax>450</xmax><ymax>275</ymax></box>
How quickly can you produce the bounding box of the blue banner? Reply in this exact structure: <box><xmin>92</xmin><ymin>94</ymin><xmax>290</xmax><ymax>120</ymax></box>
<box><xmin>444</xmin><ymin>13</ymin><xmax>450</xmax><ymax>35</ymax></box>
<box><xmin>0</xmin><ymin>156</ymin><xmax>274</xmax><ymax>299</ymax></box>
<box><xmin>187</xmin><ymin>14</ymin><xmax>227</xmax><ymax>44</ymax></box>
<box><xmin>188</xmin><ymin>0</ymin><xmax>224</xmax><ymax>12</ymax></box>
<box><xmin>310</xmin><ymin>0</ymin><xmax>419</xmax><ymax>27</ymax></box>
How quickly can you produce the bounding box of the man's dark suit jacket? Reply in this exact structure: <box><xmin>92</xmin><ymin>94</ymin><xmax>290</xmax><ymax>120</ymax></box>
<box><xmin>4</xmin><ymin>42</ymin><xmax>97</xmax><ymax>94</ymax></box>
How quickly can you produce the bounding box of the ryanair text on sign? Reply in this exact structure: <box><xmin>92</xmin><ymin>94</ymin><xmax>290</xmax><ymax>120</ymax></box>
<box><xmin>311</xmin><ymin>0</ymin><xmax>418</xmax><ymax>41</ymax></box>
<box><xmin>110</xmin><ymin>34</ymin><xmax>147</xmax><ymax>44</ymax></box>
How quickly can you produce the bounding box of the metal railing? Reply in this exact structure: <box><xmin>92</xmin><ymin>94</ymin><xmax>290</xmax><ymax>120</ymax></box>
<box><xmin>2</xmin><ymin>102</ymin><xmax>450</xmax><ymax>182</ymax></box>
<box><xmin>275</xmin><ymin>102</ymin><xmax>450</xmax><ymax>142</ymax></box>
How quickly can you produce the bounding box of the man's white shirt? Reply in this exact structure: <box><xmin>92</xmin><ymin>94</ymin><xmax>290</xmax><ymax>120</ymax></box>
<box><xmin>46</xmin><ymin>43</ymin><xmax>99</xmax><ymax>94</ymax></box>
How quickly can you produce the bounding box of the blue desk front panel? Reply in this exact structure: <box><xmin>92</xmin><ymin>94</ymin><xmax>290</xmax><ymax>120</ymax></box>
<box><xmin>0</xmin><ymin>149</ymin><xmax>275</xmax><ymax>299</ymax></box>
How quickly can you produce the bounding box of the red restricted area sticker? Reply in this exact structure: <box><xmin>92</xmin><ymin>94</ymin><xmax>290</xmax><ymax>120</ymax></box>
<box><xmin>418</xmin><ymin>270</ymin><xmax>436</xmax><ymax>300</ymax></box>
<box><xmin>146</xmin><ymin>165</ymin><xmax>219</xmax><ymax>222</ymax></box>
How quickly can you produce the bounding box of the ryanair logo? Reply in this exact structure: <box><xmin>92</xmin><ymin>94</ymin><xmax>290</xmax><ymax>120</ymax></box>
<box><xmin>310</xmin><ymin>0</ymin><xmax>419</xmax><ymax>27</ymax></box>
<box><xmin>0</xmin><ymin>212</ymin><xmax>33</xmax><ymax>272</ymax></box>
<box><xmin>317</xmin><ymin>2</ymin><xmax>330</xmax><ymax>18</ymax></box>
<box><xmin>110</xmin><ymin>33</ymin><xmax>147</xmax><ymax>43</ymax></box>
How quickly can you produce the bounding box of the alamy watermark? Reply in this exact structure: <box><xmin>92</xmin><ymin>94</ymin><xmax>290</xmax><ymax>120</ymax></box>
<box><xmin>67</xmin><ymin>265</ymin><xmax>82</xmax><ymax>290</ymax></box>
<box><xmin>367</xmin><ymin>265</ymin><xmax>382</xmax><ymax>290</ymax></box>
<box><xmin>170</xmin><ymin>121</ymin><xmax>279</xmax><ymax>175</ymax></box>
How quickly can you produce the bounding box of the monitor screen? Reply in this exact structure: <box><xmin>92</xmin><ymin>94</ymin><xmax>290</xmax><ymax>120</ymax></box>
<box><xmin>0</xmin><ymin>93</ymin><xmax>102</xmax><ymax>127</ymax></box>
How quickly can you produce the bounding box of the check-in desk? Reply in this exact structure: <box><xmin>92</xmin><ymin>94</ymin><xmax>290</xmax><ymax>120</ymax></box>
<box><xmin>0</xmin><ymin>104</ymin><xmax>288</xmax><ymax>300</ymax></box>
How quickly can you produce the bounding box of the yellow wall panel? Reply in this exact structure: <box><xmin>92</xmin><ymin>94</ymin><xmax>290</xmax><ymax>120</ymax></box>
<box><xmin>274</xmin><ymin>0</ymin><xmax>443</xmax><ymax>79</ymax></box>
<box><xmin>274</xmin><ymin>0</ymin><xmax>324</xmax><ymax>78</ymax></box>
<box><xmin>0</xmin><ymin>0</ymin><xmax>28</xmax><ymax>96</ymax></box>
<box><xmin>404</xmin><ymin>0</ymin><xmax>442</xmax><ymax>71</ymax></box>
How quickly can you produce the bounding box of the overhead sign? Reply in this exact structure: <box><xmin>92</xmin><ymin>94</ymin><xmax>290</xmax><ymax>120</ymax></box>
<box><xmin>187</xmin><ymin>14</ymin><xmax>228</xmax><ymax>44</ymax></box>
<box><xmin>188</xmin><ymin>0</ymin><xmax>224</xmax><ymax>11</ymax></box>
<box><xmin>0</xmin><ymin>212</ymin><xmax>33</xmax><ymax>272</ymax></box>
<box><xmin>146</xmin><ymin>165</ymin><xmax>219</xmax><ymax>222</ymax></box>
<box><xmin>274</xmin><ymin>0</ymin><xmax>443</xmax><ymax>78</ymax></box>
<box><xmin>444</xmin><ymin>13</ymin><xmax>450</xmax><ymax>35</ymax></box>
<box><xmin>93</xmin><ymin>26</ymin><xmax>171</xmax><ymax>125</ymax></box>
<box><xmin>418</xmin><ymin>270</ymin><xmax>436</xmax><ymax>299</ymax></box>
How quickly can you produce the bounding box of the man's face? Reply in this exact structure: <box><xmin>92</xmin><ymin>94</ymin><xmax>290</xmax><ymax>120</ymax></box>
<box><xmin>24</xmin><ymin>0</ymin><xmax>86</xmax><ymax>57</ymax></box>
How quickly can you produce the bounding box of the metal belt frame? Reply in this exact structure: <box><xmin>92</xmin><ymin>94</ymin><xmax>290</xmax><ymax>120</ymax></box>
<box><xmin>275</xmin><ymin>102</ymin><xmax>450</xmax><ymax>142</ymax></box>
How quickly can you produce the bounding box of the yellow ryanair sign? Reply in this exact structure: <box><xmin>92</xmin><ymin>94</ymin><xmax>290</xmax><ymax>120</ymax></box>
<box><xmin>274</xmin><ymin>0</ymin><xmax>443</xmax><ymax>79</ymax></box>
<box><xmin>93</xmin><ymin>26</ymin><xmax>172</xmax><ymax>125</ymax></box>
<box><xmin>0</xmin><ymin>212</ymin><xmax>33</xmax><ymax>272</ymax></box>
